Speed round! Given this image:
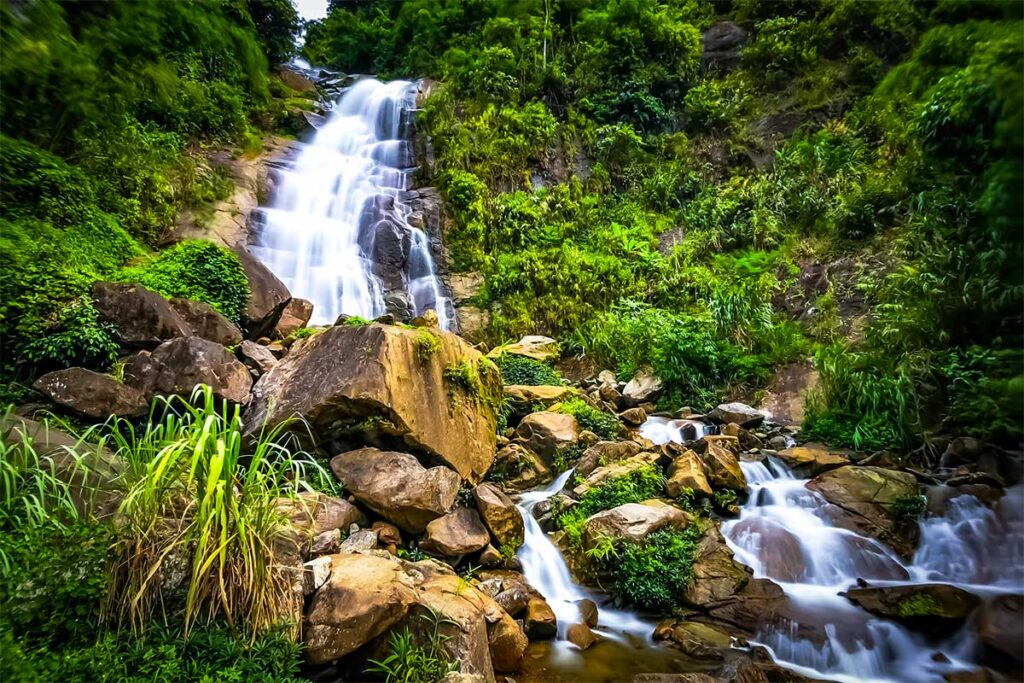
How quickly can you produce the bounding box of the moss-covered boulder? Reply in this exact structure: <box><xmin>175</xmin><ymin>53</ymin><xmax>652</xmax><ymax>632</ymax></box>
<box><xmin>843</xmin><ymin>584</ymin><xmax>981</xmax><ymax>637</ymax></box>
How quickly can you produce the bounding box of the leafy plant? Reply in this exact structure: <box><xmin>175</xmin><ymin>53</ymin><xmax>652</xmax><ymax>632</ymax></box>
<box><xmin>415</xmin><ymin>329</ymin><xmax>441</xmax><ymax>360</ymax></box>
<box><xmin>557</xmin><ymin>465</ymin><xmax>665</xmax><ymax>549</ymax></box>
<box><xmin>366</xmin><ymin>608</ymin><xmax>459</xmax><ymax>683</ymax></box>
<box><xmin>609</xmin><ymin>525</ymin><xmax>703</xmax><ymax>613</ymax></box>
<box><xmin>555</xmin><ymin>397</ymin><xmax>622</xmax><ymax>440</ymax></box>
<box><xmin>492</xmin><ymin>353</ymin><xmax>562</xmax><ymax>386</ymax></box>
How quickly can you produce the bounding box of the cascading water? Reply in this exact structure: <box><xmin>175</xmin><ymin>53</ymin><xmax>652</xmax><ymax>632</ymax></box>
<box><xmin>252</xmin><ymin>78</ymin><xmax>451</xmax><ymax>327</ymax></box>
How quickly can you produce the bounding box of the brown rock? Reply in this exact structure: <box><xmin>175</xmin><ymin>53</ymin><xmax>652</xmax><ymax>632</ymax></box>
<box><xmin>488</xmin><ymin>443</ymin><xmax>550</xmax><ymax>492</ymax></box>
<box><xmin>503</xmin><ymin>384</ymin><xmax>575</xmax><ymax>409</ymax></box>
<box><xmin>666</xmin><ymin>449</ymin><xmax>713</xmax><ymax>498</ymax></box>
<box><xmin>619</xmin><ymin>407</ymin><xmax>647</xmax><ymax>426</ymax></box>
<box><xmin>576</xmin><ymin>440</ymin><xmax>642</xmax><ymax>478</ymax></box>
<box><xmin>168</xmin><ymin>298</ymin><xmax>243</xmax><ymax>346</ymax></box>
<box><xmin>372</xmin><ymin>521</ymin><xmax>402</xmax><ymax>546</ymax></box>
<box><xmin>525</xmin><ymin>597</ymin><xmax>557</xmax><ymax>639</ymax></box>
<box><xmin>495</xmin><ymin>585</ymin><xmax>531</xmax><ymax>617</ymax></box>
<box><xmin>514</xmin><ymin>412</ymin><xmax>579</xmax><ymax>466</ymax></box>
<box><xmin>246</xmin><ymin>324</ymin><xmax>501</xmax><ymax>482</ymax></box>
<box><xmin>488</xmin><ymin>335</ymin><xmax>559</xmax><ymax>362</ymax></box>
<box><xmin>330</xmin><ymin>448</ymin><xmax>459</xmax><ymax>533</ymax></box>
<box><xmin>275</xmin><ymin>297</ymin><xmax>314</xmax><ymax>337</ymax></box>
<box><xmin>473</xmin><ymin>483</ymin><xmax>525</xmax><ymax>551</ymax></box>
<box><xmin>702</xmin><ymin>443</ymin><xmax>746</xmax><ymax>491</ymax></box>
<box><xmin>977</xmin><ymin>594</ymin><xmax>1022</xmax><ymax>664</ymax></box>
<box><xmin>622</xmin><ymin>368</ymin><xmax>663</xmax><ymax>407</ymax></box>
<box><xmin>584</xmin><ymin>502</ymin><xmax>688</xmax><ymax>549</ymax></box>
<box><xmin>91</xmin><ymin>281</ymin><xmax>191</xmax><ymax>347</ymax></box>
<box><xmin>313</xmin><ymin>495</ymin><xmax>365</xmax><ymax>534</ymax></box>
<box><xmin>34</xmin><ymin>368</ymin><xmax>148</xmax><ymax>418</ymax></box>
<box><xmin>240</xmin><ymin>339</ymin><xmax>278</xmax><ymax>374</ymax></box>
<box><xmin>775</xmin><ymin>444</ymin><xmax>850</xmax><ymax>478</ymax></box>
<box><xmin>843</xmin><ymin>584</ymin><xmax>980</xmax><ymax>637</ymax></box>
<box><xmin>420</xmin><ymin>507</ymin><xmax>491</xmax><ymax>557</ymax></box>
<box><xmin>572</xmin><ymin>450</ymin><xmax>662</xmax><ymax>497</ymax></box>
<box><xmin>567</xmin><ymin>622</ymin><xmax>598</xmax><ymax>650</ymax></box>
<box><xmin>479</xmin><ymin>544</ymin><xmax>503</xmax><ymax>567</ymax></box>
<box><xmin>684</xmin><ymin>524</ymin><xmax>752</xmax><ymax>607</ymax></box>
<box><xmin>309</xmin><ymin>529</ymin><xmax>342</xmax><ymax>556</ymax></box>
<box><xmin>576</xmin><ymin>599</ymin><xmax>599</xmax><ymax>628</ymax></box>
<box><xmin>232</xmin><ymin>247</ymin><xmax>290</xmax><ymax>338</ymax></box>
<box><xmin>653</xmin><ymin>620</ymin><xmax>733</xmax><ymax>661</ymax></box>
<box><xmin>487</xmin><ymin>613</ymin><xmax>528</xmax><ymax>672</ymax></box>
<box><xmin>304</xmin><ymin>553</ymin><xmax>418</xmax><ymax>663</ymax></box>
<box><xmin>123</xmin><ymin>337</ymin><xmax>252</xmax><ymax>404</ymax></box>
<box><xmin>807</xmin><ymin>466</ymin><xmax>919</xmax><ymax>549</ymax></box>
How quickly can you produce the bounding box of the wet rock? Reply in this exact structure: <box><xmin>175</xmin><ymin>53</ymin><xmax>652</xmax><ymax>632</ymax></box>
<box><xmin>420</xmin><ymin>507</ymin><xmax>491</xmax><ymax>558</ymax></box>
<box><xmin>488</xmin><ymin>443</ymin><xmax>550</xmax><ymax>492</ymax></box>
<box><xmin>842</xmin><ymin>584</ymin><xmax>980</xmax><ymax>637</ymax></box>
<box><xmin>702</xmin><ymin>443</ymin><xmax>747</xmax><ymax>491</ymax></box>
<box><xmin>726</xmin><ymin>517</ymin><xmax>807</xmax><ymax>582</ymax></box>
<box><xmin>721</xmin><ymin>423</ymin><xmax>763</xmax><ymax>450</ymax></box>
<box><xmin>487</xmin><ymin>335</ymin><xmax>560</xmax><ymax>362</ymax></box>
<box><xmin>576</xmin><ymin>598</ymin><xmax>599</xmax><ymax>627</ymax></box>
<box><xmin>473</xmin><ymin>483</ymin><xmax>525</xmax><ymax>550</ymax></box>
<box><xmin>653</xmin><ymin>620</ymin><xmax>733</xmax><ymax>661</ymax></box>
<box><xmin>584</xmin><ymin>502</ymin><xmax>688</xmax><ymax>549</ymax></box>
<box><xmin>623</xmin><ymin>368</ymin><xmax>663</xmax><ymax>407</ymax></box>
<box><xmin>91</xmin><ymin>281</ymin><xmax>191</xmax><ymax>347</ymax></box>
<box><xmin>684</xmin><ymin>525</ymin><xmax>752</xmax><ymax>608</ymax></box>
<box><xmin>514</xmin><ymin>412</ymin><xmax>580</xmax><ymax>466</ymax></box>
<box><xmin>123</xmin><ymin>337</ymin><xmax>252</xmax><ymax>404</ymax></box>
<box><xmin>694</xmin><ymin>434</ymin><xmax>741</xmax><ymax>454</ymax></box>
<box><xmin>703</xmin><ymin>578</ymin><xmax>787</xmax><ymax>637</ymax></box>
<box><xmin>525</xmin><ymin>597</ymin><xmax>557</xmax><ymax>640</ymax></box>
<box><xmin>567</xmin><ymin>622</ymin><xmax>598</xmax><ymax>650</ymax></box>
<box><xmin>246</xmin><ymin>323</ymin><xmax>501</xmax><ymax>482</ymax></box>
<box><xmin>168</xmin><ymin>298</ymin><xmax>243</xmax><ymax>346</ymax></box>
<box><xmin>774</xmin><ymin>444</ymin><xmax>850</xmax><ymax>478</ymax></box>
<box><xmin>807</xmin><ymin>466</ymin><xmax>919</xmax><ymax>551</ymax></box>
<box><xmin>666</xmin><ymin>449</ymin><xmax>713</xmax><ymax>498</ymax></box>
<box><xmin>487</xmin><ymin>611</ymin><xmax>529</xmax><ymax>672</ymax></box>
<box><xmin>572</xmin><ymin>450</ymin><xmax>662</xmax><ymax>497</ymax></box>
<box><xmin>34</xmin><ymin>368</ymin><xmax>149</xmax><ymax>418</ymax></box>
<box><xmin>940</xmin><ymin>437</ymin><xmax>986</xmax><ymax>468</ymax></box>
<box><xmin>239</xmin><ymin>339</ymin><xmax>278</xmax><ymax>374</ymax></box>
<box><xmin>479</xmin><ymin>544</ymin><xmax>504</xmax><ymax>567</ymax></box>
<box><xmin>977</xmin><ymin>594</ymin><xmax>1023</xmax><ymax>665</ymax></box>
<box><xmin>707</xmin><ymin>402</ymin><xmax>764</xmax><ymax>428</ymax></box>
<box><xmin>620</xmin><ymin>407</ymin><xmax>648</xmax><ymax>426</ymax></box>
<box><xmin>232</xmin><ymin>247</ymin><xmax>291</xmax><ymax>338</ymax></box>
<box><xmin>576</xmin><ymin>440</ymin><xmax>642</xmax><ymax>478</ymax></box>
<box><xmin>275</xmin><ymin>297</ymin><xmax>314</xmax><ymax>337</ymax></box>
<box><xmin>330</xmin><ymin>448</ymin><xmax>459</xmax><ymax>533</ymax></box>
<box><xmin>304</xmin><ymin>553</ymin><xmax>419</xmax><ymax>663</ymax></box>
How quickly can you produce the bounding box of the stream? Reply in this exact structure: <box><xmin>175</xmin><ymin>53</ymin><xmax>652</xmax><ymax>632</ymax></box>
<box><xmin>514</xmin><ymin>419</ymin><xmax>1023</xmax><ymax>682</ymax></box>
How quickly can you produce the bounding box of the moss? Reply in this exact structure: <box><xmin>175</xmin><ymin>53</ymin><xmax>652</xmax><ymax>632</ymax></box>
<box><xmin>896</xmin><ymin>593</ymin><xmax>942</xmax><ymax>618</ymax></box>
<box><xmin>444</xmin><ymin>358</ymin><xmax>481</xmax><ymax>395</ymax></box>
<box><xmin>415</xmin><ymin>329</ymin><xmax>441</xmax><ymax>361</ymax></box>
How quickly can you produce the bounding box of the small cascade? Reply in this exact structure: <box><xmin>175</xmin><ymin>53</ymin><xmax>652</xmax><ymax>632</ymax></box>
<box><xmin>638</xmin><ymin>416</ymin><xmax>712</xmax><ymax>445</ymax></box>
<box><xmin>252</xmin><ymin>78</ymin><xmax>451</xmax><ymax>327</ymax></box>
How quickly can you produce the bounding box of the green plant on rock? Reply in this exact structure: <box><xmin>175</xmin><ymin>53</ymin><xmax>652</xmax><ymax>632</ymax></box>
<box><xmin>610</xmin><ymin>525</ymin><xmax>703</xmax><ymax>614</ymax></box>
<box><xmin>893</xmin><ymin>494</ymin><xmax>926</xmax><ymax>528</ymax></box>
<box><xmin>555</xmin><ymin>397</ymin><xmax>623</xmax><ymax>440</ymax></box>
<box><xmin>444</xmin><ymin>358</ymin><xmax>481</xmax><ymax>395</ymax></box>
<box><xmin>22</xmin><ymin>296</ymin><xmax>120</xmax><ymax>372</ymax></box>
<box><xmin>414</xmin><ymin>329</ymin><xmax>441</xmax><ymax>361</ymax></box>
<box><xmin>492</xmin><ymin>353</ymin><xmax>562</xmax><ymax>387</ymax></box>
<box><xmin>557</xmin><ymin>465</ymin><xmax>665</xmax><ymax>549</ymax></box>
<box><xmin>366</xmin><ymin>607</ymin><xmax>459</xmax><ymax>683</ymax></box>
<box><xmin>896</xmin><ymin>593</ymin><xmax>941</xmax><ymax>618</ymax></box>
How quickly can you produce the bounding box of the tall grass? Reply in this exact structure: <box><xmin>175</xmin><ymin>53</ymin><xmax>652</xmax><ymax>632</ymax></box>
<box><xmin>103</xmin><ymin>385</ymin><xmax>325</xmax><ymax>639</ymax></box>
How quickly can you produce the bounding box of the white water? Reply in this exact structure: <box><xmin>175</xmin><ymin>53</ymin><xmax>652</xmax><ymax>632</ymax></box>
<box><xmin>252</xmin><ymin>78</ymin><xmax>450</xmax><ymax>327</ymax></box>
<box><xmin>638</xmin><ymin>416</ymin><xmax>711</xmax><ymax>445</ymax></box>
<box><xmin>516</xmin><ymin>470</ymin><xmax>653</xmax><ymax>650</ymax></box>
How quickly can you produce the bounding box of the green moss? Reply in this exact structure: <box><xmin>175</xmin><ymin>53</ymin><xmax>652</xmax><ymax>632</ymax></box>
<box><xmin>555</xmin><ymin>397</ymin><xmax>622</xmax><ymax>440</ymax></box>
<box><xmin>444</xmin><ymin>358</ymin><xmax>481</xmax><ymax>395</ymax></box>
<box><xmin>896</xmin><ymin>593</ymin><xmax>941</xmax><ymax>618</ymax></box>
<box><xmin>414</xmin><ymin>329</ymin><xmax>441</xmax><ymax>360</ymax></box>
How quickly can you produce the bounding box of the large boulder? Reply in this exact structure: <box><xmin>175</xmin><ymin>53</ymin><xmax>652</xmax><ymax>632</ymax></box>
<box><xmin>684</xmin><ymin>524</ymin><xmax>752</xmax><ymax>608</ymax></box>
<box><xmin>666</xmin><ymin>449</ymin><xmax>713</xmax><ymax>498</ymax></box>
<box><xmin>653</xmin><ymin>620</ymin><xmax>733</xmax><ymax>662</ymax></box>
<box><xmin>774</xmin><ymin>444</ymin><xmax>850</xmax><ymax>478</ymax></box>
<box><xmin>420</xmin><ymin>507</ymin><xmax>491</xmax><ymax>558</ymax></box>
<box><xmin>514</xmin><ymin>412</ymin><xmax>579</xmax><ymax>466</ymax></box>
<box><xmin>122</xmin><ymin>337</ymin><xmax>252</xmax><ymax>404</ymax></box>
<box><xmin>707</xmin><ymin>402</ymin><xmax>764</xmax><ymax>428</ymax></box>
<box><xmin>239</xmin><ymin>339</ymin><xmax>278</xmax><ymax>374</ymax></box>
<box><xmin>622</xmin><ymin>368</ymin><xmax>663</xmax><ymax>407</ymax></box>
<box><xmin>977</xmin><ymin>594</ymin><xmax>1023</xmax><ymax>665</ymax></box>
<box><xmin>232</xmin><ymin>246</ymin><xmax>290</xmax><ymax>338</ymax></box>
<box><xmin>487</xmin><ymin>335</ymin><xmax>559</xmax><ymax>362</ymax></box>
<box><xmin>487</xmin><ymin>443</ymin><xmax>550</xmax><ymax>492</ymax></box>
<box><xmin>807</xmin><ymin>466</ymin><xmax>919</xmax><ymax>549</ymax></box>
<box><xmin>304</xmin><ymin>553</ymin><xmax>419</xmax><ymax>663</ymax></box>
<box><xmin>330</xmin><ymin>448</ymin><xmax>459</xmax><ymax>533</ymax></box>
<box><xmin>702</xmin><ymin>443</ymin><xmax>747</xmax><ymax>491</ymax></box>
<box><xmin>34</xmin><ymin>368</ymin><xmax>148</xmax><ymax>418</ymax></box>
<box><xmin>275</xmin><ymin>297</ymin><xmax>314</xmax><ymax>337</ymax></box>
<box><xmin>843</xmin><ymin>584</ymin><xmax>980</xmax><ymax>637</ymax></box>
<box><xmin>91</xmin><ymin>281</ymin><xmax>191</xmax><ymax>347</ymax></box>
<box><xmin>168</xmin><ymin>298</ymin><xmax>243</xmax><ymax>347</ymax></box>
<box><xmin>583</xmin><ymin>501</ymin><xmax>688</xmax><ymax>550</ymax></box>
<box><xmin>246</xmin><ymin>324</ymin><xmax>501</xmax><ymax>482</ymax></box>
<box><xmin>473</xmin><ymin>483</ymin><xmax>525</xmax><ymax>550</ymax></box>
<box><xmin>576</xmin><ymin>440</ymin><xmax>642</xmax><ymax>478</ymax></box>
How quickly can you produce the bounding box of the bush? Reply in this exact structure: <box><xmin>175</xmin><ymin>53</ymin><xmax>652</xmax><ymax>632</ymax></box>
<box><xmin>555</xmin><ymin>397</ymin><xmax>623</xmax><ymax>440</ymax></box>
<box><xmin>22</xmin><ymin>297</ymin><xmax>119</xmax><ymax>371</ymax></box>
<box><xmin>116</xmin><ymin>241</ymin><xmax>250</xmax><ymax>323</ymax></box>
<box><xmin>492</xmin><ymin>353</ymin><xmax>562</xmax><ymax>386</ymax></box>
<box><xmin>558</xmin><ymin>465</ymin><xmax>665</xmax><ymax>548</ymax></box>
<box><xmin>608</xmin><ymin>526</ymin><xmax>703</xmax><ymax>614</ymax></box>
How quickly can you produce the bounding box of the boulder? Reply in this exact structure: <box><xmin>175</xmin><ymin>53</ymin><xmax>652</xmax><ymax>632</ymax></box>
<box><xmin>702</xmin><ymin>21</ymin><xmax>747</xmax><ymax>70</ymax></box>
<box><xmin>338</xmin><ymin>529</ymin><xmax>379</xmax><ymax>553</ymax></box>
<box><xmin>514</xmin><ymin>412</ymin><xmax>580</xmax><ymax>466</ymax></box>
<box><xmin>246</xmin><ymin>324</ymin><xmax>501</xmax><ymax>482</ymax></box>
<box><xmin>275</xmin><ymin>298</ymin><xmax>314</xmax><ymax>337</ymax></box>
<box><xmin>707</xmin><ymin>402</ymin><xmax>764</xmax><ymax>428</ymax></box>
<box><xmin>33</xmin><ymin>368</ymin><xmax>148</xmax><ymax>418</ymax></box>
<box><xmin>303</xmin><ymin>556</ymin><xmax>333</xmax><ymax>595</ymax></box>
<box><xmin>567</xmin><ymin>622</ymin><xmax>598</xmax><ymax>650</ymax></box>
<box><xmin>168</xmin><ymin>298</ymin><xmax>243</xmax><ymax>347</ymax></box>
<box><xmin>653</xmin><ymin>620</ymin><xmax>733</xmax><ymax>661</ymax></box>
<box><xmin>503</xmin><ymin>385</ymin><xmax>575</xmax><ymax>417</ymax></box>
<box><xmin>304</xmin><ymin>553</ymin><xmax>419</xmax><ymax>663</ymax></box>
<box><xmin>619</xmin><ymin>407</ymin><xmax>647</xmax><ymax>426</ymax></box>
<box><xmin>123</xmin><ymin>337</ymin><xmax>252</xmax><ymax>404</ymax></box>
<box><xmin>622</xmin><ymin>368</ymin><xmax>663</xmax><ymax>407</ymax></box>
<box><xmin>311</xmin><ymin>495</ymin><xmax>365</xmax><ymax>535</ymax></box>
<box><xmin>524</xmin><ymin>597</ymin><xmax>557</xmax><ymax>639</ymax></box>
<box><xmin>473</xmin><ymin>483</ymin><xmax>525</xmax><ymax>550</ymax></box>
<box><xmin>420</xmin><ymin>507</ymin><xmax>491</xmax><ymax>557</ymax></box>
<box><xmin>584</xmin><ymin>502</ymin><xmax>688</xmax><ymax>549</ymax></box>
<box><xmin>91</xmin><ymin>281</ymin><xmax>191</xmax><ymax>347</ymax></box>
<box><xmin>239</xmin><ymin>339</ymin><xmax>278</xmax><ymax>374</ymax></box>
<box><xmin>573</xmin><ymin>450</ymin><xmax>662</xmax><ymax>497</ymax></box>
<box><xmin>842</xmin><ymin>584</ymin><xmax>980</xmax><ymax>637</ymax></box>
<box><xmin>684</xmin><ymin>524</ymin><xmax>752</xmax><ymax>608</ymax></box>
<box><xmin>330</xmin><ymin>448</ymin><xmax>459</xmax><ymax>533</ymax></box>
<box><xmin>488</xmin><ymin>612</ymin><xmax>529</xmax><ymax>672</ymax></box>
<box><xmin>576</xmin><ymin>440</ymin><xmax>643</xmax><ymax>478</ymax></box>
<box><xmin>977</xmin><ymin>594</ymin><xmax>1023</xmax><ymax>665</ymax></box>
<box><xmin>807</xmin><ymin>466</ymin><xmax>919</xmax><ymax>548</ymax></box>
<box><xmin>702</xmin><ymin>443</ymin><xmax>747</xmax><ymax>491</ymax></box>
<box><xmin>666</xmin><ymin>449</ymin><xmax>713</xmax><ymax>498</ymax></box>
<box><xmin>487</xmin><ymin>335</ymin><xmax>559</xmax><ymax>362</ymax></box>
<box><xmin>372</xmin><ymin>521</ymin><xmax>402</xmax><ymax>547</ymax></box>
<box><xmin>576</xmin><ymin>598</ymin><xmax>599</xmax><ymax>627</ymax></box>
<box><xmin>488</xmin><ymin>443</ymin><xmax>550</xmax><ymax>492</ymax></box>
<box><xmin>774</xmin><ymin>444</ymin><xmax>850</xmax><ymax>478</ymax></box>
<box><xmin>309</xmin><ymin>529</ymin><xmax>342</xmax><ymax>556</ymax></box>
<box><xmin>232</xmin><ymin>247</ymin><xmax>291</xmax><ymax>338</ymax></box>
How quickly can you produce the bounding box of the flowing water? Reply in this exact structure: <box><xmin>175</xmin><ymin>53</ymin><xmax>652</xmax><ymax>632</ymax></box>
<box><xmin>252</xmin><ymin>78</ymin><xmax>450</xmax><ymax>327</ymax></box>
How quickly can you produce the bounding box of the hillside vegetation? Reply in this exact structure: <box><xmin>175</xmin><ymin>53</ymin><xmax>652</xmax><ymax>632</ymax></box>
<box><xmin>306</xmin><ymin>0</ymin><xmax>1024</xmax><ymax>451</ymax></box>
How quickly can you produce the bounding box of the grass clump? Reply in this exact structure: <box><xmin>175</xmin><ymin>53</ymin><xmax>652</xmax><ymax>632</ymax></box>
<box><xmin>555</xmin><ymin>397</ymin><xmax>623</xmax><ymax>440</ymax></box>
<box><xmin>492</xmin><ymin>353</ymin><xmax>562</xmax><ymax>386</ymax></box>
<box><xmin>116</xmin><ymin>241</ymin><xmax>250</xmax><ymax>324</ymax></box>
<box><xmin>367</xmin><ymin>608</ymin><xmax>458</xmax><ymax>683</ymax></box>
<box><xmin>557</xmin><ymin>465</ymin><xmax>665</xmax><ymax>549</ymax></box>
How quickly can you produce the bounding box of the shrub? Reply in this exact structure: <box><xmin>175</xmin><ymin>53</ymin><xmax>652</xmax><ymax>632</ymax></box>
<box><xmin>558</xmin><ymin>465</ymin><xmax>665</xmax><ymax>548</ymax></box>
<box><xmin>115</xmin><ymin>241</ymin><xmax>250</xmax><ymax>323</ymax></box>
<box><xmin>415</xmin><ymin>329</ymin><xmax>441</xmax><ymax>360</ymax></box>
<box><xmin>492</xmin><ymin>353</ymin><xmax>562</xmax><ymax>386</ymax></box>
<box><xmin>608</xmin><ymin>526</ymin><xmax>703</xmax><ymax>613</ymax></box>
<box><xmin>22</xmin><ymin>297</ymin><xmax>119</xmax><ymax>371</ymax></box>
<box><xmin>366</xmin><ymin>608</ymin><xmax>459</xmax><ymax>683</ymax></box>
<box><xmin>555</xmin><ymin>397</ymin><xmax>622</xmax><ymax>440</ymax></box>
<box><xmin>444</xmin><ymin>358</ymin><xmax>481</xmax><ymax>394</ymax></box>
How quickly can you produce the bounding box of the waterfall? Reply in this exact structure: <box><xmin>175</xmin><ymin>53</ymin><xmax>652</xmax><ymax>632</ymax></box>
<box><xmin>252</xmin><ymin>78</ymin><xmax>451</xmax><ymax>328</ymax></box>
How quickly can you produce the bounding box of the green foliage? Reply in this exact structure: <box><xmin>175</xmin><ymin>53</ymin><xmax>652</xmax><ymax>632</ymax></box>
<box><xmin>893</xmin><ymin>494</ymin><xmax>927</xmax><ymax>528</ymax></box>
<box><xmin>22</xmin><ymin>297</ymin><xmax>119</xmax><ymax>371</ymax></box>
<box><xmin>896</xmin><ymin>593</ymin><xmax>941</xmax><ymax>618</ymax></box>
<box><xmin>445</xmin><ymin>358</ymin><xmax>482</xmax><ymax>395</ymax></box>
<box><xmin>555</xmin><ymin>397</ymin><xmax>622</xmax><ymax>440</ymax></box>
<box><xmin>367</xmin><ymin>608</ymin><xmax>459</xmax><ymax>683</ymax></box>
<box><xmin>493</xmin><ymin>353</ymin><xmax>562</xmax><ymax>386</ymax></box>
<box><xmin>558</xmin><ymin>465</ymin><xmax>665</xmax><ymax>549</ymax></box>
<box><xmin>608</xmin><ymin>526</ymin><xmax>703</xmax><ymax>614</ymax></box>
<box><xmin>415</xmin><ymin>329</ymin><xmax>442</xmax><ymax>361</ymax></box>
<box><xmin>116</xmin><ymin>241</ymin><xmax>250</xmax><ymax>323</ymax></box>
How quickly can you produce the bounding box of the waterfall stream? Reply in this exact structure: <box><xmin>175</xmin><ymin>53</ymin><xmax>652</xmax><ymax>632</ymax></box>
<box><xmin>252</xmin><ymin>78</ymin><xmax>450</xmax><ymax>327</ymax></box>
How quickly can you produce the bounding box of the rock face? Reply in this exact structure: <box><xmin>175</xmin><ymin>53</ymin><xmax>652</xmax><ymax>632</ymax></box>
<box><xmin>246</xmin><ymin>323</ymin><xmax>501</xmax><ymax>482</ymax></box>
<box><xmin>275</xmin><ymin>297</ymin><xmax>314</xmax><ymax>337</ymax></box>
<box><xmin>977</xmin><ymin>594</ymin><xmax>1023</xmax><ymax>665</ymax></box>
<box><xmin>774</xmin><ymin>444</ymin><xmax>850</xmax><ymax>478</ymax></box>
<box><xmin>420</xmin><ymin>507</ymin><xmax>491</xmax><ymax>557</ymax></box>
<box><xmin>666</xmin><ymin>449</ymin><xmax>713</xmax><ymax>498</ymax></box>
<box><xmin>488</xmin><ymin>335</ymin><xmax>559</xmax><ymax>362</ymax></box>
<box><xmin>239</xmin><ymin>339</ymin><xmax>278</xmax><ymax>374</ymax></box>
<box><xmin>583</xmin><ymin>502</ymin><xmax>688</xmax><ymax>549</ymax></box>
<box><xmin>168</xmin><ymin>298</ymin><xmax>243</xmax><ymax>347</ymax></box>
<box><xmin>34</xmin><ymin>368</ymin><xmax>148</xmax><ymax>418</ymax></box>
<box><xmin>707</xmin><ymin>402</ymin><xmax>764</xmax><ymax>428</ymax></box>
<box><xmin>702</xmin><ymin>443</ymin><xmax>747</xmax><ymax>491</ymax></box>
<box><xmin>622</xmin><ymin>368</ymin><xmax>663</xmax><ymax>406</ymax></box>
<box><xmin>305</xmin><ymin>553</ymin><xmax>419</xmax><ymax>663</ymax></box>
<box><xmin>91</xmin><ymin>281</ymin><xmax>191</xmax><ymax>347</ymax></box>
<box><xmin>843</xmin><ymin>584</ymin><xmax>980</xmax><ymax>637</ymax></box>
<box><xmin>684</xmin><ymin>525</ymin><xmax>752</xmax><ymax>607</ymax></box>
<box><xmin>232</xmin><ymin>246</ymin><xmax>290</xmax><ymax>337</ymax></box>
<box><xmin>514</xmin><ymin>412</ymin><xmax>580</xmax><ymax>466</ymax></box>
<box><xmin>702</xmin><ymin>21</ymin><xmax>747</xmax><ymax>70</ymax></box>
<box><xmin>123</xmin><ymin>337</ymin><xmax>252</xmax><ymax>404</ymax></box>
<box><xmin>573</xmin><ymin>450</ymin><xmax>661</xmax><ymax>497</ymax></box>
<box><xmin>807</xmin><ymin>466</ymin><xmax>919</xmax><ymax>547</ymax></box>
<box><xmin>473</xmin><ymin>483</ymin><xmax>525</xmax><ymax>550</ymax></box>
<box><xmin>330</xmin><ymin>448</ymin><xmax>459</xmax><ymax>533</ymax></box>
